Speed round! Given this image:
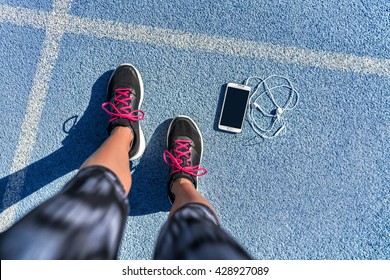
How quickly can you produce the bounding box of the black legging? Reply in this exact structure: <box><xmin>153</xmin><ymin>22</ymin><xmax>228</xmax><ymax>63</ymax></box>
<box><xmin>0</xmin><ymin>166</ymin><xmax>251</xmax><ymax>260</ymax></box>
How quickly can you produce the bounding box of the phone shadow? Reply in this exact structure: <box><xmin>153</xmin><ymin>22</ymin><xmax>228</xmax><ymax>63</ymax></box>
<box><xmin>213</xmin><ymin>84</ymin><xmax>226</xmax><ymax>132</ymax></box>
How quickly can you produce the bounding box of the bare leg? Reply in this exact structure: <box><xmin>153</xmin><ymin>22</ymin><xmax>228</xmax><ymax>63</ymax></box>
<box><xmin>80</xmin><ymin>126</ymin><xmax>133</xmax><ymax>195</ymax></box>
<box><xmin>169</xmin><ymin>178</ymin><xmax>217</xmax><ymax>218</ymax></box>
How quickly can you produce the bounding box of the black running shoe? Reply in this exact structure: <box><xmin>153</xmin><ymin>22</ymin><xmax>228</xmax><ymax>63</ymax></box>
<box><xmin>102</xmin><ymin>63</ymin><xmax>145</xmax><ymax>160</ymax></box>
<box><xmin>163</xmin><ymin>116</ymin><xmax>207</xmax><ymax>204</ymax></box>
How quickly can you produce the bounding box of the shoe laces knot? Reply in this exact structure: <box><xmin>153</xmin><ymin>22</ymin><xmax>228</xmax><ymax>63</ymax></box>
<box><xmin>163</xmin><ymin>139</ymin><xmax>207</xmax><ymax>177</ymax></box>
<box><xmin>102</xmin><ymin>88</ymin><xmax>144</xmax><ymax>122</ymax></box>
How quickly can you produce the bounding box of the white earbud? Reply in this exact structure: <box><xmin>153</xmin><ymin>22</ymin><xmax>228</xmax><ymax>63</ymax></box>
<box><xmin>275</xmin><ymin>107</ymin><xmax>283</xmax><ymax>118</ymax></box>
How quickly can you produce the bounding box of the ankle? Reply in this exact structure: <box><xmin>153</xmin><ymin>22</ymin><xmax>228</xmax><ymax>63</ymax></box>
<box><xmin>111</xmin><ymin>125</ymin><xmax>133</xmax><ymax>134</ymax></box>
<box><xmin>111</xmin><ymin>126</ymin><xmax>134</xmax><ymax>149</ymax></box>
<box><xmin>171</xmin><ymin>178</ymin><xmax>195</xmax><ymax>195</ymax></box>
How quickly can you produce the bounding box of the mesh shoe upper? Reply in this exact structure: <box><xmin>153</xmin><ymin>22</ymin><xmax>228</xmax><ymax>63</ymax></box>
<box><xmin>102</xmin><ymin>64</ymin><xmax>145</xmax><ymax>160</ymax></box>
<box><xmin>164</xmin><ymin>116</ymin><xmax>207</xmax><ymax>203</ymax></box>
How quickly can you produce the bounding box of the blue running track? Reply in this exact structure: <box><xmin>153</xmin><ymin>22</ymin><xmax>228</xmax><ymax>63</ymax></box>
<box><xmin>0</xmin><ymin>0</ymin><xmax>389</xmax><ymax>259</ymax></box>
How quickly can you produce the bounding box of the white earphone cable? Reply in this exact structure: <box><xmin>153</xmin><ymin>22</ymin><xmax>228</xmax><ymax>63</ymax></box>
<box><xmin>245</xmin><ymin>75</ymin><xmax>299</xmax><ymax>140</ymax></box>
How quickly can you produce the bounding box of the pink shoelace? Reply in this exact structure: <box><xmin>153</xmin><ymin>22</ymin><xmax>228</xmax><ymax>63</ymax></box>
<box><xmin>102</xmin><ymin>88</ymin><xmax>144</xmax><ymax>122</ymax></box>
<box><xmin>163</xmin><ymin>139</ymin><xmax>207</xmax><ymax>177</ymax></box>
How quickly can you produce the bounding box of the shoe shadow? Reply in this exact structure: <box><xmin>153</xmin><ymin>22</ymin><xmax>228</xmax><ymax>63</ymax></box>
<box><xmin>129</xmin><ymin>119</ymin><xmax>172</xmax><ymax>216</ymax></box>
<box><xmin>0</xmin><ymin>71</ymin><xmax>112</xmax><ymax>213</ymax></box>
<box><xmin>0</xmin><ymin>70</ymin><xmax>171</xmax><ymax>217</ymax></box>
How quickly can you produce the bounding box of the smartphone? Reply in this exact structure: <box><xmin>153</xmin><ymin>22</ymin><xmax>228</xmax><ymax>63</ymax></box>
<box><xmin>218</xmin><ymin>83</ymin><xmax>251</xmax><ymax>133</ymax></box>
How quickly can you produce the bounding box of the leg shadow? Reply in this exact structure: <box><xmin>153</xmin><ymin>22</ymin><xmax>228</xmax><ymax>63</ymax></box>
<box><xmin>0</xmin><ymin>71</ymin><xmax>112</xmax><ymax>212</ymax></box>
<box><xmin>129</xmin><ymin>119</ymin><xmax>172</xmax><ymax>216</ymax></box>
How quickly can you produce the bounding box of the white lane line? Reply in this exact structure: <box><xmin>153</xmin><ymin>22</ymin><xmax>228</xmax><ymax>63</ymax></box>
<box><xmin>0</xmin><ymin>4</ymin><xmax>48</xmax><ymax>29</ymax></box>
<box><xmin>65</xmin><ymin>15</ymin><xmax>390</xmax><ymax>76</ymax></box>
<box><xmin>0</xmin><ymin>1</ymin><xmax>72</xmax><ymax>232</ymax></box>
<box><xmin>0</xmin><ymin>3</ymin><xmax>389</xmax><ymax>76</ymax></box>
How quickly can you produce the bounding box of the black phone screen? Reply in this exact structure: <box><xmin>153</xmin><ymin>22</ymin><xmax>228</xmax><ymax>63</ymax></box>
<box><xmin>220</xmin><ymin>87</ymin><xmax>250</xmax><ymax>129</ymax></box>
